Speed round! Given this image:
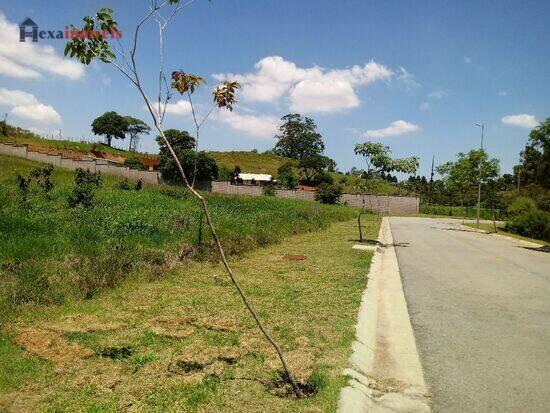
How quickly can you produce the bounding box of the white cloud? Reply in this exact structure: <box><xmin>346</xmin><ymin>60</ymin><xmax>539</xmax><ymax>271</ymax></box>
<box><xmin>213</xmin><ymin>56</ymin><xmax>392</xmax><ymax>113</ymax></box>
<box><xmin>214</xmin><ymin>110</ymin><xmax>280</xmax><ymax>139</ymax></box>
<box><xmin>501</xmin><ymin>114</ymin><xmax>538</xmax><ymax>129</ymax></box>
<box><xmin>397</xmin><ymin>67</ymin><xmax>421</xmax><ymax>89</ymax></box>
<box><xmin>419</xmin><ymin>102</ymin><xmax>430</xmax><ymax>111</ymax></box>
<box><xmin>0</xmin><ymin>12</ymin><xmax>84</xmax><ymax>80</ymax></box>
<box><xmin>164</xmin><ymin>99</ymin><xmax>192</xmax><ymax>116</ymax></box>
<box><xmin>363</xmin><ymin>120</ymin><xmax>420</xmax><ymax>138</ymax></box>
<box><xmin>498</xmin><ymin>90</ymin><xmax>508</xmax><ymax>96</ymax></box>
<box><xmin>0</xmin><ymin>87</ymin><xmax>61</xmax><ymax>125</ymax></box>
<box><xmin>464</xmin><ymin>56</ymin><xmax>472</xmax><ymax>64</ymax></box>
<box><xmin>428</xmin><ymin>90</ymin><xmax>447</xmax><ymax>99</ymax></box>
<box><xmin>11</xmin><ymin>103</ymin><xmax>61</xmax><ymax>125</ymax></box>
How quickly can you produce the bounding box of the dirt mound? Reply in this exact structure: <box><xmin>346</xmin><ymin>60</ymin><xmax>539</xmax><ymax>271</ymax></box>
<box><xmin>168</xmin><ymin>346</ymin><xmax>242</xmax><ymax>383</ymax></box>
<box><xmin>12</xmin><ymin>329</ymin><xmax>94</xmax><ymax>365</ymax></box>
<box><xmin>196</xmin><ymin>316</ymin><xmax>243</xmax><ymax>332</ymax></box>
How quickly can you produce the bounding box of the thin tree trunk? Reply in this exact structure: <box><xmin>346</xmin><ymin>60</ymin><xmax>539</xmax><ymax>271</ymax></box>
<box><xmin>492</xmin><ymin>209</ymin><xmax>497</xmax><ymax>233</ymax></box>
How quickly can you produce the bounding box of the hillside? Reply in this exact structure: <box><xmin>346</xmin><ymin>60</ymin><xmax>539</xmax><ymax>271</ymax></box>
<box><xmin>1</xmin><ymin>127</ymin><xmax>409</xmax><ymax>195</ymax></box>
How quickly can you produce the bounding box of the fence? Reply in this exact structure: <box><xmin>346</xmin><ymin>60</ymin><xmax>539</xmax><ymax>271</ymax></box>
<box><xmin>0</xmin><ymin>142</ymin><xmax>420</xmax><ymax>214</ymax></box>
<box><xmin>0</xmin><ymin>142</ymin><xmax>161</xmax><ymax>185</ymax></box>
<box><xmin>210</xmin><ymin>181</ymin><xmax>419</xmax><ymax>215</ymax></box>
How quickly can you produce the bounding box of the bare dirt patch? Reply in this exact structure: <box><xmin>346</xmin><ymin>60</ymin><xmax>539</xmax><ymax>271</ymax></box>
<box><xmin>283</xmin><ymin>254</ymin><xmax>307</xmax><ymax>261</ymax></box>
<box><xmin>12</xmin><ymin>329</ymin><xmax>94</xmax><ymax>365</ymax></box>
<box><xmin>45</xmin><ymin>314</ymin><xmax>125</xmax><ymax>334</ymax></box>
<box><xmin>148</xmin><ymin>317</ymin><xmax>196</xmax><ymax>339</ymax></box>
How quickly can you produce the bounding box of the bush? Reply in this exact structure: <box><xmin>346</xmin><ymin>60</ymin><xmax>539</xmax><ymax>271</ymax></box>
<box><xmin>263</xmin><ymin>183</ymin><xmax>276</xmax><ymax>196</ymax></box>
<box><xmin>507</xmin><ymin>196</ymin><xmax>537</xmax><ymax>216</ymax></box>
<box><xmin>277</xmin><ymin>162</ymin><xmax>298</xmax><ymax>189</ymax></box>
<box><xmin>30</xmin><ymin>163</ymin><xmax>54</xmax><ymax>194</ymax></box>
<box><xmin>315</xmin><ymin>172</ymin><xmax>334</xmax><ymax>185</ymax></box>
<box><xmin>135</xmin><ymin>179</ymin><xmax>143</xmax><ymax>191</ymax></box>
<box><xmin>68</xmin><ymin>168</ymin><xmax>102</xmax><ymax>209</ymax></box>
<box><xmin>506</xmin><ymin>209</ymin><xmax>550</xmax><ymax>241</ymax></box>
<box><xmin>118</xmin><ymin>179</ymin><xmax>131</xmax><ymax>190</ymax></box>
<box><xmin>315</xmin><ymin>183</ymin><xmax>343</xmax><ymax>204</ymax></box>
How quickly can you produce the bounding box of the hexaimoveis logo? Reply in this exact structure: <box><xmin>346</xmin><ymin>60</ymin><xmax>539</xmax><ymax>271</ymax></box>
<box><xmin>19</xmin><ymin>17</ymin><xmax>121</xmax><ymax>42</ymax></box>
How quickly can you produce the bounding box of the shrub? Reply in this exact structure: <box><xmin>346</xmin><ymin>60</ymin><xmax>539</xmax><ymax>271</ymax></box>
<box><xmin>135</xmin><ymin>179</ymin><xmax>143</xmax><ymax>191</ymax></box>
<box><xmin>506</xmin><ymin>209</ymin><xmax>550</xmax><ymax>241</ymax></box>
<box><xmin>507</xmin><ymin>196</ymin><xmax>537</xmax><ymax>216</ymax></box>
<box><xmin>263</xmin><ymin>183</ymin><xmax>276</xmax><ymax>196</ymax></box>
<box><xmin>16</xmin><ymin>174</ymin><xmax>31</xmax><ymax>203</ymax></box>
<box><xmin>118</xmin><ymin>179</ymin><xmax>131</xmax><ymax>190</ymax></box>
<box><xmin>315</xmin><ymin>183</ymin><xmax>343</xmax><ymax>204</ymax></box>
<box><xmin>30</xmin><ymin>163</ymin><xmax>54</xmax><ymax>194</ymax></box>
<box><xmin>68</xmin><ymin>168</ymin><xmax>102</xmax><ymax>209</ymax></box>
<box><xmin>315</xmin><ymin>172</ymin><xmax>334</xmax><ymax>185</ymax></box>
<box><xmin>277</xmin><ymin>162</ymin><xmax>298</xmax><ymax>189</ymax></box>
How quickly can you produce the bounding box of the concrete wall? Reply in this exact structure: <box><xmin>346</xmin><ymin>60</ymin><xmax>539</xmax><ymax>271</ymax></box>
<box><xmin>0</xmin><ymin>142</ymin><xmax>419</xmax><ymax>214</ymax></box>
<box><xmin>0</xmin><ymin>142</ymin><xmax>160</xmax><ymax>185</ymax></box>
<box><xmin>210</xmin><ymin>181</ymin><xmax>419</xmax><ymax>215</ymax></box>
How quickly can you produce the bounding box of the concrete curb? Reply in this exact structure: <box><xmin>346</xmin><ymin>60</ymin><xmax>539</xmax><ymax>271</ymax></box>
<box><xmin>337</xmin><ymin>217</ymin><xmax>431</xmax><ymax>412</ymax></box>
<box><xmin>458</xmin><ymin>224</ymin><xmax>544</xmax><ymax>248</ymax></box>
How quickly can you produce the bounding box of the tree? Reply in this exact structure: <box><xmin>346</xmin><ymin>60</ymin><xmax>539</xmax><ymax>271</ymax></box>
<box><xmin>354</xmin><ymin>141</ymin><xmax>419</xmax><ymax>178</ymax></box>
<box><xmin>298</xmin><ymin>155</ymin><xmax>327</xmax><ymax>182</ymax></box>
<box><xmin>64</xmin><ymin>4</ymin><xmax>301</xmax><ymax>394</ymax></box>
<box><xmin>436</xmin><ymin>149</ymin><xmax>500</xmax><ymax>209</ymax></box>
<box><xmin>156</xmin><ymin>129</ymin><xmax>216</xmax><ymax>183</ymax></box>
<box><xmin>125</xmin><ymin>116</ymin><xmax>150</xmax><ymax>152</ymax></box>
<box><xmin>91</xmin><ymin>111</ymin><xmax>128</xmax><ymax>147</ymax></box>
<box><xmin>276</xmin><ymin>162</ymin><xmax>298</xmax><ymax>189</ymax></box>
<box><xmin>274</xmin><ymin>114</ymin><xmax>324</xmax><ymax>160</ymax></box>
<box><xmin>517</xmin><ymin>116</ymin><xmax>550</xmax><ymax>189</ymax></box>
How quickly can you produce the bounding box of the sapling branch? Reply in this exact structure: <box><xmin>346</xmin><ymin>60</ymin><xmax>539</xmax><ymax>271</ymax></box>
<box><xmin>65</xmin><ymin>1</ymin><xmax>301</xmax><ymax>397</ymax></box>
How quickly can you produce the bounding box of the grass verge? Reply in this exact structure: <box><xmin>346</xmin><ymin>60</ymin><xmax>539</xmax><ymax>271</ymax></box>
<box><xmin>0</xmin><ymin>217</ymin><xmax>380</xmax><ymax>412</ymax></box>
<box><xmin>463</xmin><ymin>223</ymin><xmax>549</xmax><ymax>246</ymax></box>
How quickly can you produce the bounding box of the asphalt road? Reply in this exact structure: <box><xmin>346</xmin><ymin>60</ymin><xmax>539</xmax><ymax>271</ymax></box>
<box><xmin>390</xmin><ymin>217</ymin><xmax>550</xmax><ymax>413</ymax></box>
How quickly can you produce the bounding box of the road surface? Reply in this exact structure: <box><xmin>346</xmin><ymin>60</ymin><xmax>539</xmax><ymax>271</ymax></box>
<box><xmin>390</xmin><ymin>217</ymin><xmax>550</xmax><ymax>413</ymax></box>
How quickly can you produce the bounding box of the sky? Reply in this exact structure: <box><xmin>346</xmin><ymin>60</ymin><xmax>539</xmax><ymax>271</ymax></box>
<box><xmin>1</xmin><ymin>0</ymin><xmax>549</xmax><ymax>177</ymax></box>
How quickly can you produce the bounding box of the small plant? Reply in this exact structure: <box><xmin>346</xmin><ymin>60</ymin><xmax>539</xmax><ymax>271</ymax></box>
<box><xmin>135</xmin><ymin>179</ymin><xmax>143</xmax><ymax>191</ymax></box>
<box><xmin>16</xmin><ymin>174</ymin><xmax>31</xmax><ymax>203</ymax></box>
<box><xmin>30</xmin><ymin>163</ymin><xmax>54</xmax><ymax>194</ymax></box>
<box><xmin>263</xmin><ymin>182</ymin><xmax>276</xmax><ymax>196</ymax></box>
<box><xmin>68</xmin><ymin>168</ymin><xmax>102</xmax><ymax>209</ymax></box>
<box><xmin>118</xmin><ymin>179</ymin><xmax>131</xmax><ymax>190</ymax></box>
<box><xmin>315</xmin><ymin>183</ymin><xmax>343</xmax><ymax>204</ymax></box>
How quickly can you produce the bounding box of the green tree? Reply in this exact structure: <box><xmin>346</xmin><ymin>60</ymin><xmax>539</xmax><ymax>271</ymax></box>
<box><xmin>518</xmin><ymin>116</ymin><xmax>550</xmax><ymax>189</ymax></box>
<box><xmin>354</xmin><ymin>141</ymin><xmax>419</xmax><ymax>178</ymax></box>
<box><xmin>124</xmin><ymin>116</ymin><xmax>150</xmax><ymax>152</ymax></box>
<box><xmin>91</xmin><ymin>111</ymin><xmax>128</xmax><ymax>147</ymax></box>
<box><xmin>276</xmin><ymin>162</ymin><xmax>298</xmax><ymax>189</ymax></box>
<box><xmin>274</xmin><ymin>114</ymin><xmax>325</xmax><ymax>160</ymax></box>
<box><xmin>156</xmin><ymin>130</ymin><xmax>216</xmax><ymax>184</ymax></box>
<box><xmin>298</xmin><ymin>155</ymin><xmax>327</xmax><ymax>182</ymax></box>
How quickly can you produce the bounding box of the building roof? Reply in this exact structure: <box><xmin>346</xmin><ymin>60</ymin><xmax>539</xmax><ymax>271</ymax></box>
<box><xmin>238</xmin><ymin>173</ymin><xmax>272</xmax><ymax>182</ymax></box>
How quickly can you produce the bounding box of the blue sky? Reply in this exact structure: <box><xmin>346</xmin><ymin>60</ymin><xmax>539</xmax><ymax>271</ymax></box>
<box><xmin>1</xmin><ymin>0</ymin><xmax>549</xmax><ymax>177</ymax></box>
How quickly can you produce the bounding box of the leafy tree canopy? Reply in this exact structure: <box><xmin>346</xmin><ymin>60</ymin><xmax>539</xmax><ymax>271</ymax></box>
<box><xmin>91</xmin><ymin>111</ymin><xmax>128</xmax><ymax>147</ymax></box>
<box><xmin>124</xmin><ymin>116</ymin><xmax>150</xmax><ymax>151</ymax></box>
<box><xmin>354</xmin><ymin>141</ymin><xmax>419</xmax><ymax>177</ymax></box>
<box><xmin>274</xmin><ymin>114</ymin><xmax>325</xmax><ymax>160</ymax></box>
<box><xmin>518</xmin><ymin>116</ymin><xmax>550</xmax><ymax>188</ymax></box>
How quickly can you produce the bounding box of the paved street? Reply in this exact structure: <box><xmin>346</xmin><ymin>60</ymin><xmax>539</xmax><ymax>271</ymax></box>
<box><xmin>390</xmin><ymin>217</ymin><xmax>550</xmax><ymax>413</ymax></box>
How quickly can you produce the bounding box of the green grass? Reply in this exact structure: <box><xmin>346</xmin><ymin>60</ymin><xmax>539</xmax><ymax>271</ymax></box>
<box><xmin>463</xmin><ymin>223</ymin><xmax>549</xmax><ymax>246</ymax></box>
<box><xmin>0</xmin><ymin>336</ymin><xmax>47</xmax><ymax>393</ymax></box>
<box><xmin>0</xmin><ymin>154</ymin><xmax>357</xmax><ymax>317</ymax></box>
<box><xmin>420</xmin><ymin>204</ymin><xmax>501</xmax><ymax>220</ymax></box>
<box><xmin>0</xmin><ymin>217</ymin><xmax>381</xmax><ymax>412</ymax></box>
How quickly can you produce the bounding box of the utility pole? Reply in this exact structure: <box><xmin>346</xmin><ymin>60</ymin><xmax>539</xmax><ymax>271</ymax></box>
<box><xmin>474</xmin><ymin>123</ymin><xmax>484</xmax><ymax>229</ymax></box>
<box><xmin>429</xmin><ymin>155</ymin><xmax>435</xmax><ymax>204</ymax></box>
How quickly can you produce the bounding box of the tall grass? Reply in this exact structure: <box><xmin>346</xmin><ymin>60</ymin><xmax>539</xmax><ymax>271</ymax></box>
<box><xmin>0</xmin><ymin>155</ymin><xmax>356</xmax><ymax>316</ymax></box>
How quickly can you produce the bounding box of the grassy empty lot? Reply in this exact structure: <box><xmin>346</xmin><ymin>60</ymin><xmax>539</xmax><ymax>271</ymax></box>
<box><xmin>0</xmin><ymin>154</ymin><xmax>381</xmax><ymax>410</ymax></box>
<box><xmin>0</xmin><ymin>154</ymin><xmax>359</xmax><ymax>318</ymax></box>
